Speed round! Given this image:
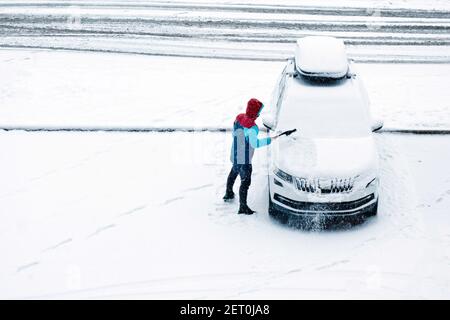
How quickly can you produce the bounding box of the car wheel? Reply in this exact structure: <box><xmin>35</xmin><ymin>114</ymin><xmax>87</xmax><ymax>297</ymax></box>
<box><xmin>368</xmin><ymin>200</ymin><xmax>378</xmax><ymax>217</ymax></box>
<box><xmin>269</xmin><ymin>196</ymin><xmax>289</xmax><ymax>224</ymax></box>
<box><xmin>268</xmin><ymin>196</ymin><xmax>275</xmax><ymax>217</ymax></box>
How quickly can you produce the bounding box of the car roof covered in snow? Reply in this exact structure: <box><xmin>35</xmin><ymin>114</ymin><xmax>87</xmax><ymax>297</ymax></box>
<box><xmin>295</xmin><ymin>36</ymin><xmax>349</xmax><ymax>79</ymax></box>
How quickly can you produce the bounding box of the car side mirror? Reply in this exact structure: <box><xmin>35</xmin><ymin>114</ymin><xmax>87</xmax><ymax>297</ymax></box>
<box><xmin>262</xmin><ymin>115</ymin><xmax>275</xmax><ymax>130</ymax></box>
<box><xmin>371</xmin><ymin>119</ymin><xmax>384</xmax><ymax>132</ymax></box>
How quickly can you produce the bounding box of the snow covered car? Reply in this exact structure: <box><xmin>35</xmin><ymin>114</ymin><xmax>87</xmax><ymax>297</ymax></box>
<box><xmin>263</xmin><ymin>36</ymin><xmax>382</xmax><ymax>226</ymax></box>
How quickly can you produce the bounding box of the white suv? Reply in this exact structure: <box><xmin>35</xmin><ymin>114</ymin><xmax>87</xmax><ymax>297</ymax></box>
<box><xmin>263</xmin><ymin>36</ymin><xmax>382</xmax><ymax>227</ymax></box>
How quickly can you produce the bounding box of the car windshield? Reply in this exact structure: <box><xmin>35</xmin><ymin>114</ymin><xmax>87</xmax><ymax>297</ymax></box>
<box><xmin>277</xmin><ymin>81</ymin><xmax>371</xmax><ymax>139</ymax></box>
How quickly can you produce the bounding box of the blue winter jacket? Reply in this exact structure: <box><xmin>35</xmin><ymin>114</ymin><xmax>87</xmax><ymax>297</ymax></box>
<box><xmin>230</xmin><ymin>122</ymin><xmax>271</xmax><ymax>165</ymax></box>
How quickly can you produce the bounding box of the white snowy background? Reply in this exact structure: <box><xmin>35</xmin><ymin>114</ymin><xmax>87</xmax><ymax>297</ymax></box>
<box><xmin>0</xmin><ymin>0</ymin><xmax>449</xmax><ymax>299</ymax></box>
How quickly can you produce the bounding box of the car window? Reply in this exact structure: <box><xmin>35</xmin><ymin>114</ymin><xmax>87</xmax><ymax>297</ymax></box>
<box><xmin>268</xmin><ymin>65</ymin><xmax>286</xmax><ymax>115</ymax></box>
<box><xmin>277</xmin><ymin>79</ymin><xmax>371</xmax><ymax>139</ymax></box>
<box><xmin>267</xmin><ymin>61</ymin><xmax>294</xmax><ymax>129</ymax></box>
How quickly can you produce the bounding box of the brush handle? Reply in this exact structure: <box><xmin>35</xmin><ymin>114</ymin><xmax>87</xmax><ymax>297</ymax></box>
<box><xmin>279</xmin><ymin>129</ymin><xmax>297</xmax><ymax>137</ymax></box>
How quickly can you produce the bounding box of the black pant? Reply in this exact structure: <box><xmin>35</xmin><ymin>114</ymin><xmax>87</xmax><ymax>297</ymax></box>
<box><xmin>226</xmin><ymin>164</ymin><xmax>252</xmax><ymax>206</ymax></box>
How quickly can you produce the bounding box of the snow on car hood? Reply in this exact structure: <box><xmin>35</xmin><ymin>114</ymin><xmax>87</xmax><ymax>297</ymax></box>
<box><xmin>272</xmin><ymin>135</ymin><xmax>378</xmax><ymax>179</ymax></box>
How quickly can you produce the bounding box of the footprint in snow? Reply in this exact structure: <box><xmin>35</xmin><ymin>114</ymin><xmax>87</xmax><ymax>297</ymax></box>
<box><xmin>17</xmin><ymin>261</ymin><xmax>39</xmax><ymax>273</ymax></box>
<box><xmin>183</xmin><ymin>184</ymin><xmax>213</xmax><ymax>192</ymax></box>
<box><xmin>88</xmin><ymin>224</ymin><xmax>116</xmax><ymax>238</ymax></box>
<box><xmin>42</xmin><ymin>238</ymin><xmax>72</xmax><ymax>253</ymax></box>
<box><xmin>118</xmin><ymin>205</ymin><xmax>147</xmax><ymax>217</ymax></box>
<box><xmin>161</xmin><ymin>196</ymin><xmax>184</xmax><ymax>206</ymax></box>
<box><xmin>315</xmin><ymin>259</ymin><xmax>350</xmax><ymax>271</ymax></box>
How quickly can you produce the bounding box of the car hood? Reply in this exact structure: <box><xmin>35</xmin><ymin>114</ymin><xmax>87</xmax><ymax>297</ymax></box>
<box><xmin>272</xmin><ymin>135</ymin><xmax>378</xmax><ymax>179</ymax></box>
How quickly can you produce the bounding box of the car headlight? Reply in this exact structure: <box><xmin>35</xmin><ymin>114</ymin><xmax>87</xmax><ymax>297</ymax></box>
<box><xmin>274</xmin><ymin>168</ymin><xmax>293</xmax><ymax>183</ymax></box>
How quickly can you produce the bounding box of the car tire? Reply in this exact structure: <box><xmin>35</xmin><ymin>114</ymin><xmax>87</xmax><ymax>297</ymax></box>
<box><xmin>268</xmin><ymin>196</ymin><xmax>289</xmax><ymax>224</ymax></box>
<box><xmin>367</xmin><ymin>200</ymin><xmax>378</xmax><ymax>217</ymax></box>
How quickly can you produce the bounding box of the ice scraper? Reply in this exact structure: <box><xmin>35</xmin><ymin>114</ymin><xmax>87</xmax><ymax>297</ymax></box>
<box><xmin>277</xmin><ymin>129</ymin><xmax>297</xmax><ymax>137</ymax></box>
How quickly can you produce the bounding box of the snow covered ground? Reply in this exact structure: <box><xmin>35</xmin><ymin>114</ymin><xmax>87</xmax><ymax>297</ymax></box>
<box><xmin>1</xmin><ymin>49</ymin><xmax>449</xmax><ymax>130</ymax></box>
<box><xmin>0</xmin><ymin>48</ymin><xmax>449</xmax><ymax>299</ymax></box>
<box><xmin>0</xmin><ymin>131</ymin><xmax>449</xmax><ymax>299</ymax></box>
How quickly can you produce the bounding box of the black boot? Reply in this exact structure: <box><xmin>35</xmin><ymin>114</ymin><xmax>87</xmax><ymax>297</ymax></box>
<box><xmin>224</xmin><ymin>166</ymin><xmax>239</xmax><ymax>202</ymax></box>
<box><xmin>223</xmin><ymin>191</ymin><xmax>235</xmax><ymax>201</ymax></box>
<box><xmin>236</xmin><ymin>164</ymin><xmax>253</xmax><ymax>214</ymax></box>
<box><xmin>238</xmin><ymin>203</ymin><xmax>255</xmax><ymax>215</ymax></box>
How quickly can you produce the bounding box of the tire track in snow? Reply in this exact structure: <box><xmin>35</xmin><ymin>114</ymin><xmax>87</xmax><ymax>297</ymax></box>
<box><xmin>4</xmin><ymin>25</ymin><xmax>450</xmax><ymax>46</ymax></box>
<box><xmin>2</xmin><ymin>44</ymin><xmax>450</xmax><ymax>64</ymax></box>
<box><xmin>2</xmin><ymin>15</ymin><xmax>449</xmax><ymax>33</ymax></box>
<box><xmin>0</xmin><ymin>1</ymin><xmax>449</xmax><ymax>63</ymax></box>
<box><xmin>1</xmin><ymin>2</ymin><xmax>448</xmax><ymax>19</ymax></box>
<box><xmin>19</xmin><ymin>270</ymin><xmax>264</xmax><ymax>299</ymax></box>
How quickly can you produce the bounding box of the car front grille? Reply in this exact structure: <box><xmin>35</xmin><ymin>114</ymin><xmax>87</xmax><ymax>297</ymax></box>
<box><xmin>274</xmin><ymin>193</ymin><xmax>375</xmax><ymax>212</ymax></box>
<box><xmin>295</xmin><ymin>177</ymin><xmax>354</xmax><ymax>193</ymax></box>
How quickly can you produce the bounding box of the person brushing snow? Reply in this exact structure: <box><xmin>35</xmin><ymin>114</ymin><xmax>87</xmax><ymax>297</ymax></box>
<box><xmin>223</xmin><ymin>98</ymin><xmax>279</xmax><ymax>215</ymax></box>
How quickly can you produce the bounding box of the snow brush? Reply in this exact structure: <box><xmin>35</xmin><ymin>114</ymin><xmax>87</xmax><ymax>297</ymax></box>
<box><xmin>278</xmin><ymin>129</ymin><xmax>297</xmax><ymax>137</ymax></box>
